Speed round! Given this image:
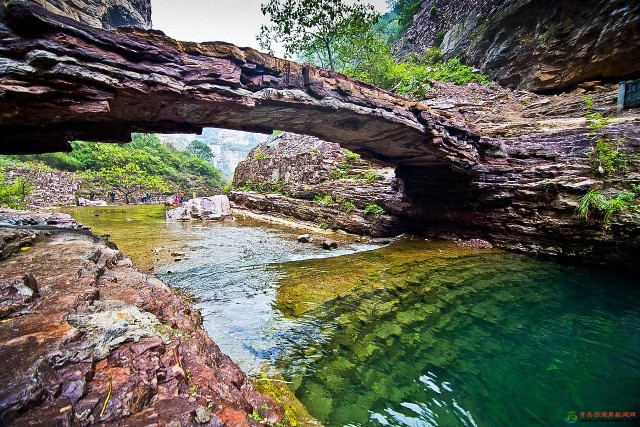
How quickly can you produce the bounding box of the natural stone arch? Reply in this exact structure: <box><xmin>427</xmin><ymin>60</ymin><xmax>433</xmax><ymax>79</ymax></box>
<box><xmin>0</xmin><ymin>1</ymin><xmax>479</xmax><ymax>171</ymax></box>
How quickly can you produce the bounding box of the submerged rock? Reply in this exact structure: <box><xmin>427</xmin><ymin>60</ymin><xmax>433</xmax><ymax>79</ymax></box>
<box><xmin>322</xmin><ymin>240</ymin><xmax>338</xmax><ymax>250</ymax></box>
<box><xmin>298</xmin><ymin>234</ymin><xmax>313</xmax><ymax>243</ymax></box>
<box><xmin>166</xmin><ymin>195</ymin><xmax>233</xmax><ymax>221</ymax></box>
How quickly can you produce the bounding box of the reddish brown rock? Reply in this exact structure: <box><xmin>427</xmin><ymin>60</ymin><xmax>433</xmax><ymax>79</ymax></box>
<box><xmin>0</xmin><ymin>220</ymin><xmax>283</xmax><ymax>426</ymax></box>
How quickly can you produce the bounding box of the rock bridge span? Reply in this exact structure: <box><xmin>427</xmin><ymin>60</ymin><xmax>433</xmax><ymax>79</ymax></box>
<box><xmin>0</xmin><ymin>1</ymin><xmax>478</xmax><ymax>170</ymax></box>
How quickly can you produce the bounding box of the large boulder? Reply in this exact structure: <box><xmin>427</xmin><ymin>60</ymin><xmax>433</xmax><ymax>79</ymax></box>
<box><xmin>166</xmin><ymin>196</ymin><xmax>233</xmax><ymax>221</ymax></box>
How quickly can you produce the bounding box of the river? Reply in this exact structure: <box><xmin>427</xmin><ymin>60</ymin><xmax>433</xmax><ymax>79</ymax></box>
<box><xmin>63</xmin><ymin>205</ymin><xmax>640</xmax><ymax>427</ymax></box>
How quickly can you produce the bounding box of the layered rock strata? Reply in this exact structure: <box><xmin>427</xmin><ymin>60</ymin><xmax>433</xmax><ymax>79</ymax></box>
<box><xmin>232</xmin><ymin>133</ymin><xmax>405</xmax><ymax>237</ymax></box>
<box><xmin>27</xmin><ymin>0</ymin><xmax>151</xmax><ymax>29</ymax></box>
<box><xmin>0</xmin><ymin>211</ymin><xmax>283</xmax><ymax>426</ymax></box>
<box><xmin>0</xmin><ymin>1</ymin><xmax>478</xmax><ymax>173</ymax></box>
<box><xmin>395</xmin><ymin>0</ymin><xmax>640</xmax><ymax>92</ymax></box>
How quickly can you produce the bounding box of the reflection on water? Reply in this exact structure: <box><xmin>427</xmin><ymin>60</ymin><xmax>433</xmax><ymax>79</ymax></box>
<box><xmin>64</xmin><ymin>206</ymin><xmax>640</xmax><ymax>427</ymax></box>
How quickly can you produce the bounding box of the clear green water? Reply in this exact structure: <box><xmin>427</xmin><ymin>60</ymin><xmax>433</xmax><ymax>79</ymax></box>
<box><xmin>63</xmin><ymin>206</ymin><xmax>640</xmax><ymax>427</ymax></box>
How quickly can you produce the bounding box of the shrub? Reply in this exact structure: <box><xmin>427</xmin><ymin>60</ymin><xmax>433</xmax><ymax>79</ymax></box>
<box><xmin>0</xmin><ymin>170</ymin><xmax>33</xmax><ymax>209</ymax></box>
<box><xmin>337</xmin><ymin>198</ymin><xmax>357</xmax><ymax>212</ymax></box>
<box><xmin>362</xmin><ymin>169</ymin><xmax>380</xmax><ymax>183</ymax></box>
<box><xmin>254</xmin><ymin>151</ymin><xmax>267</xmax><ymax>160</ymax></box>
<box><xmin>313</xmin><ymin>193</ymin><xmax>333</xmax><ymax>206</ymax></box>
<box><xmin>364</xmin><ymin>203</ymin><xmax>385</xmax><ymax>217</ymax></box>
<box><xmin>583</xmin><ymin>96</ymin><xmax>626</xmax><ymax>176</ymax></box>
<box><xmin>344</xmin><ymin>149</ymin><xmax>360</xmax><ymax>162</ymax></box>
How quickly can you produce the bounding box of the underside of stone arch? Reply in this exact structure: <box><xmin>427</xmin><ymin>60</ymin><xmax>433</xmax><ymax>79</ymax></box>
<box><xmin>0</xmin><ymin>1</ymin><xmax>479</xmax><ymax>171</ymax></box>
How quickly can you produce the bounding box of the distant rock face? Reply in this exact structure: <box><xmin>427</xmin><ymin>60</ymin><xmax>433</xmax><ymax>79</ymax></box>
<box><xmin>232</xmin><ymin>133</ymin><xmax>406</xmax><ymax>237</ymax></box>
<box><xmin>27</xmin><ymin>0</ymin><xmax>151</xmax><ymax>29</ymax></box>
<box><xmin>166</xmin><ymin>196</ymin><xmax>233</xmax><ymax>221</ymax></box>
<box><xmin>157</xmin><ymin>128</ymin><xmax>263</xmax><ymax>180</ymax></box>
<box><xmin>395</xmin><ymin>0</ymin><xmax>640</xmax><ymax>92</ymax></box>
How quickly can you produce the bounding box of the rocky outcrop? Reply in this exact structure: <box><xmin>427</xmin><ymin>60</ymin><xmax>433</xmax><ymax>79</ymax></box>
<box><xmin>234</xmin><ymin>85</ymin><xmax>640</xmax><ymax>265</ymax></box>
<box><xmin>0</xmin><ymin>1</ymin><xmax>478</xmax><ymax>172</ymax></box>
<box><xmin>166</xmin><ymin>195</ymin><xmax>233</xmax><ymax>221</ymax></box>
<box><xmin>0</xmin><ymin>212</ymin><xmax>283</xmax><ymax>426</ymax></box>
<box><xmin>27</xmin><ymin>0</ymin><xmax>151</xmax><ymax>29</ymax></box>
<box><xmin>395</xmin><ymin>83</ymin><xmax>640</xmax><ymax>265</ymax></box>
<box><xmin>5</xmin><ymin>167</ymin><xmax>82</xmax><ymax>208</ymax></box>
<box><xmin>395</xmin><ymin>0</ymin><xmax>640</xmax><ymax>92</ymax></box>
<box><xmin>231</xmin><ymin>133</ymin><xmax>405</xmax><ymax>237</ymax></box>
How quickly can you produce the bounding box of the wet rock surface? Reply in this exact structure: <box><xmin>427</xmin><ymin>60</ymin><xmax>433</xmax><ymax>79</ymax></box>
<box><xmin>0</xmin><ymin>214</ymin><xmax>283</xmax><ymax>426</ymax></box>
<box><xmin>396</xmin><ymin>0</ymin><xmax>640</xmax><ymax>92</ymax></box>
<box><xmin>166</xmin><ymin>196</ymin><xmax>233</xmax><ymax>221</ymax></box>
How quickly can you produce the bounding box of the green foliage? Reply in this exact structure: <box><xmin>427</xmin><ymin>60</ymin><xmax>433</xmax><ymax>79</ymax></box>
<box><xmin>11</xmin><ymin>134</ymin><xmax>225</xmax><ymax>201</ymax></box>
<box><xmin>576</xmin><ymin>191</ymin><xmax>607</xmax><ymax>220</ymax></box>
<box><xmin>0</xmin><ymin>170</ymin><xmax>33</xmax><ymax>209</ymax></box>
<box><xmin>389</xmin><ymin>0</ymin><xmax>424</xmax><ymax>36</ymax></box>
<box><xmin>433</xmin><ymin>30</ymin><xmax>446</xmax><ymax>46</ymax></box>
<box><xmin>186</xmin><ymin>140</ymin><xmax>213</xmax><ymax>162</ymax></box>
<box><xmin>82</xmin><ymin>144</ymin><xmax>169</xmax><ymax>204</ymax></box>
<box><xmin>429</xmin><ymin>5</ymin><xmax>436</xmax><ymax>16</ymax></box>
<box><xmin>258</xmin><ymin>0</ymin><xmax>378</xmax><ymax>71</ymax></box>
<box><xmin>251</xmin><ymin>412</ymin><xmax>263</xmax><ymax>422</ymax></box>
<box><xmin>223</xmin><ymin>184</ymin><xmax>232</xmax><ymax>195</ymax></box>
<box><xmin>576</xmin><ymin>190</ymin><xmax>638</xmax><ymax>226</ymax></box>
<box><xmin>583</xmin><ymin>96</ymin><xmax>626</xmax><ymax>176</ymax></box>
<box><xmin>314</xmin><ymin>193</ymin><xmax>334</xmax><ymax>206</ymax></box>
<box><xmin>254</xmin><ymin>151</ymin><xmax>268</xmax><ymax>160</ymax></box>
<box><xmin>344</xmin><ymin>149</ymin><xmax>360</xmax><ymax>161</ymax></box>
<box><xmin>364</xmin><ymin>203</ymin><xmax>385</xmax><ymax>217</ymax></box>
<box><xmin>362</xmin><ymin>169</ymin><xmax>380</xmax><ymax>183</ymax></box>
<box><xmin>336</xmin><ymin>197</ymin><xmax>357</xmax><ymax>212</ymax></box>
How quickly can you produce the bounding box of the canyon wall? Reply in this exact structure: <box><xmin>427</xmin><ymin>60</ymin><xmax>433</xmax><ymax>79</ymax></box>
<box><xmin>395</xmin><ymin>0</ymin><xmax>640</xmax><ymax>92</ymax></box>
<box><xmin>28</xmin><ymin>0</ymin><xmax>151</xmax><ymax>29</ymax></box>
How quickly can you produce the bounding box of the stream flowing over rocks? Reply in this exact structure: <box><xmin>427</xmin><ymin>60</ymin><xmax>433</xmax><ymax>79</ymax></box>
<box><xmin>0</xmin><ymin>210</ymin><xmax>284</xmax><ymax>426</ymax></box>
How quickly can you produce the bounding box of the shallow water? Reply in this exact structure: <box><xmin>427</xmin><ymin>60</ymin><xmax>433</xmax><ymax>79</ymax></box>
<box><xmin>64</xmin><ymin>205</ymin><xmax>640</xmax><ymax>426</ymax></box>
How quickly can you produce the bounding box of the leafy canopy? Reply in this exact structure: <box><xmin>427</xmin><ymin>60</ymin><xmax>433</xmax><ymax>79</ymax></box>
<box><xmin>258</xmin><ymin>0</ymin><xmax>379</xmax><ymax>71</ymax></box>
<box><xmin>186</xmin><ymin>140</ymin><xmax>214</xmax><ymax>162</ymax></box>
<box><xmin>3</xmin><ymin>133</ymin><xmax>225</xmax><ymax>201</ymax></box>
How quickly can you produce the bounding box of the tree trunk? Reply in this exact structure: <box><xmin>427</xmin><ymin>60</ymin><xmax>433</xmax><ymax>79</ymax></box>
<box><xmin>325</xmin><ymin>40</ymin><xmax>335</xmax><ymax>71</ymax></box>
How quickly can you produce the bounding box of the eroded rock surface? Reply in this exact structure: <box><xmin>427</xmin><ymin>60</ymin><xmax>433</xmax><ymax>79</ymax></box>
<box><xmin>166</xmin><ymin>195</ymin><xmax>233</xmax><ymax>221</ymax></box>
<box><xmin>232</xmin><ymin>133</ymin><xmax>405</xmax><ymax>237</ymax></box>
<box><xmin>0</xmin><ymin>1</ymin><xmax>477</xmax><ymax>171</ymax></box>
<box><xmin>28</xmin><ymin>0</ymin><xmax>151</xmax><ymax>29</ymax></box>
<box><xmin>0</xmin><ymin>215</ymin><xmax>283</xmax><ymax>426</ymax></box>
<box><xmin>396</xmin><ymin>0</ymin><xmax>640</xmax><ymax>92</ymax></box>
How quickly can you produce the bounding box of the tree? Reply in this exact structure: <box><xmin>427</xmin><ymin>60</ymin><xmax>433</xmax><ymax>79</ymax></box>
<box><xmin>82</xmin><ymin>144</ymin><xmax>168</xmax><ymax>204</ymax></box>
<box><xmin>0</xmin><ymin>169</ymin><xmax>33</xmax><ymax>209</ymax></box>
<box><xmin>186</xmin><ymin>140</ymin><xmax>213</xmax><ymax>162</ymax></box>
<box><xmin>258</xmin><ymin>0</ymin><xmax>379</xmax><ymax>71</ymax></box>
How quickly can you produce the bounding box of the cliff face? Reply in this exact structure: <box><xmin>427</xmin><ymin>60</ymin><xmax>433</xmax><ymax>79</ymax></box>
<box><xmin>395</xmin><ymin>0</ymin><xmax>640</xmax><ymax>92</ymax></box>
<box><xmin>28</xmin><ymin>0</ymin><xmax>151</xmax><ymax>29</ymax></box>
<box><xmin>232</xmin><ymin>133</ymin><xmax>406</xmax><ymax>237</ymax></box>
<box><xmin>233</xmin><ymin>83</ymin><xmax>640</xmax><ymax>265</ymax></box>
